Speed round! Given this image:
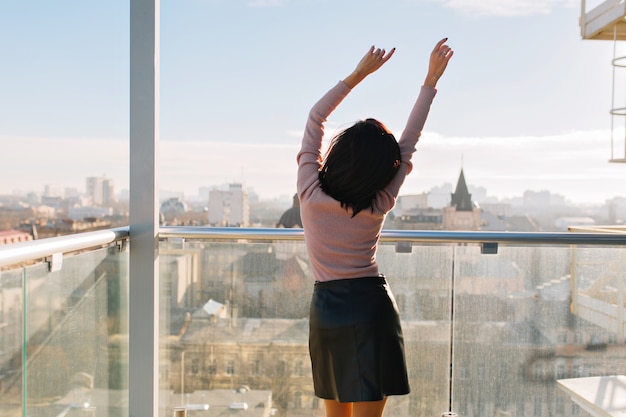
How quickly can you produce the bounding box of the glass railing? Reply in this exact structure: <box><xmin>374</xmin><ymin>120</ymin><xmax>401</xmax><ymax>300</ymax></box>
<box><xmin>158</xmin><ymin>227</ymin><xmax>626</xmax><ymax>417</ymax></box>
<box><xmin>0</xmin><ymin>229</ymin><xmax>129</xmax><ymax>417</ymax></box>
<box><xmin>1</xmin><ymin>227</ymin><xmax>625</xmax><ymax>417</ymax></box>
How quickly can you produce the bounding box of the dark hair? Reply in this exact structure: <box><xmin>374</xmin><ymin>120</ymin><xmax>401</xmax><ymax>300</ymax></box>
<box><xmin>318</xmin><ymin>118</ymin><xmax>401</xmax><ymax>217</ymax></box>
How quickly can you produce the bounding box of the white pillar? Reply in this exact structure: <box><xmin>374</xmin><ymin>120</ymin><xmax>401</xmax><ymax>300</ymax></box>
<box><xmin>129</xmin><ymin>0</ymin><xmax>160</xmax><ymax>416</ymax></box>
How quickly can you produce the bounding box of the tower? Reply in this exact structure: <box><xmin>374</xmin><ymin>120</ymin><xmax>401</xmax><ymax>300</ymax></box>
<box><xmin>442</xmin><ymin>169</ymin><xmax>481</xmax><ymax>230</ymax></box>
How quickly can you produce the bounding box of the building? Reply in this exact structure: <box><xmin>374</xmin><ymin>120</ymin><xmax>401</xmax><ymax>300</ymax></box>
<box><xmin>0</xmin><ymin>230</ymin><xmax>32</xmax><ymax>245</ymax></box>
<box><xmin>208</xmin><ymin>183</ymin><xmax>249</xmax><ymax>227</ymax></box>
<box><xmin>397</xmin><ymin>193</ymin><xmax>429</xmax><ymax>211</ymax></box>
<box><xmin>86</xmin><ymin>176</ymin><xmax>115</xmax><ymax>207</ymax></box>
<box><xmin>388</xmin><ymin>169</ymin><xmax>482</xmax><ymax>230</ymax></box>
<box><xmin>175</xmin><ymin>316</ymin><xmax>314</xmax><ymax>414</ymax></box>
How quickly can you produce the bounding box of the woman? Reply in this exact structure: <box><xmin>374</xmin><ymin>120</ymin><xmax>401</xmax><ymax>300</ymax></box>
<box><xmin>297</xmin><ymin>39</ymin><xmax>453</xmax><ymax>417</ymax></box>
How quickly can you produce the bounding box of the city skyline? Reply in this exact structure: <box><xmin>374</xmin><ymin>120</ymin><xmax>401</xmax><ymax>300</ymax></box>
<box><xmin>1</xmin><ymin>1</ymin><xmax>625</xmax><ymax>205</ymax></box>
<box><xmin>4</xmin><ymin>132</ymin><xmax>625</xmax><ymax>206</ymax></box>
<box><xmin>4</xmin><ymin>161</ymin><xmax>622</xmax><ymax>209</ymax></box>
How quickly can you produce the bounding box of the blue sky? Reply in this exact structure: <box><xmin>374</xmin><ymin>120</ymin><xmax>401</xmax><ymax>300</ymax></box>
<box><xmin>1</xmin><ymin>0</ymin><xmax>624</xmax><ymax>204</ymax></box>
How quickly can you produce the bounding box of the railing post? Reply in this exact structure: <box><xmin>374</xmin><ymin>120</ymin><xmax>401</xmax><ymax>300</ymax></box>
<box><xmin>129</xmin><ymin>0</ymin><xmax>160</xmax><ymax>416</ymax></box>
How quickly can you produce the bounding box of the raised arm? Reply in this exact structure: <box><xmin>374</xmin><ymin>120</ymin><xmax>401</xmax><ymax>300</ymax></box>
<box><xmin>381</xmin><ymin>38</ymin><xmax>454</xmax><ymax>201</ymax></box>
<box><xmin>343</xmin><ymin>46</ymin><xmax>396</xmax><ymax>89</ymax></box>
<box><xmin>298</xmin><ymin>45</ymin><xmax>397</xmax><ymax>197</ymax></box>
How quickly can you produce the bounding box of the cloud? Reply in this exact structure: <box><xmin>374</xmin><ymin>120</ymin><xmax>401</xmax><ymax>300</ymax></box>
<box><xmin>159</xmin><ymin>140</ymin><xmax>300</xmax><ymax>197</ymax></box>
<box><xmin>431</xmin><ymin>0</ymin><xmax>579</xmax><ymax>17</ymax></box>
<box><xmin>2</xmin><ymin>128</ymin><xmax>624</xmax><ymax>204</ymax></box>
<box><xmin>0</xmin><ymin>136</ymin><xmax>129</xmax><ymax>196</ymax></box>
<box><xmin>405</xmin><ymin>129</ymin><xmax>623</xmax><ymax>203</ymax></box>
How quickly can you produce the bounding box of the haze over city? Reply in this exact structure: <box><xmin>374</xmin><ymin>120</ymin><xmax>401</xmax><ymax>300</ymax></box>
<box><xmin>1</xmin><ymin>0</ymin><xmax>625</xmax><ymax>204</ymax></box>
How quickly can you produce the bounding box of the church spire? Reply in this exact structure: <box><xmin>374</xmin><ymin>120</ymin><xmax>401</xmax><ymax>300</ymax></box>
<box><xmin>450</xmin><ymin>169</ymin><xmax>473</xmax><ymax>211</ymax></box>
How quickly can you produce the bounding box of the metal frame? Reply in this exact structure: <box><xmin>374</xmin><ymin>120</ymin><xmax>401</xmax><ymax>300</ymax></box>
<box><xmin>159</xmin><ymin>226</ymin><xmax>626</xmax><ymax>245</ymax></box>
<box><xmin>0</xmin><ymin>227</ymin><xmax>129</xmax><ymax>267</ymax></box>
<box><xmin>3</xmin><ymin>226</ymin><xmax>626</xmax><ymax>269</ymax></box>
<box><xmin>610</xmin><ymin>23</ymin><xmax>626</xmax><ymax>162</ymax></box>
<box><xmin>580</xmin><ymin>0</ymin><xmax>626</xmax><ymax>162</ymax></box>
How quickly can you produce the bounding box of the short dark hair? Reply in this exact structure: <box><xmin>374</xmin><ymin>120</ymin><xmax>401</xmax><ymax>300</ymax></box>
<box><xmin>318</xmin><ymin>118</ymin><xmax>401</xmax><ymax>217</ymax></box>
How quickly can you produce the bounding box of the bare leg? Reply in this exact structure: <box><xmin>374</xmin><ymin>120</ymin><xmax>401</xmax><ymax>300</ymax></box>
<box><xmin>353</xmin><ymin>398</ymin><xmax>387</xmax><ymax>417</ymax></box>
<box><xmin>323</xmin><ymin>398</ymin><xmax>387</xmax><ymax>417</ymax></box>
<box><xmin>323</xmin><ymin>400</ymin><xmax>352</xmax><ymax>417</ymax></box>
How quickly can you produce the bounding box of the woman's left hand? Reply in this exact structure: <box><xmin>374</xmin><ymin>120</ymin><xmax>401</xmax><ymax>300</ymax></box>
<box><xmin>425</xmin><ymin>38</ymin><xmax>453</xmax><ymax>87</ymax></box>
<box><xmin>344</xmin><ymin>45</ymin><xmax>395</xmax><ymax>88</ymax></box>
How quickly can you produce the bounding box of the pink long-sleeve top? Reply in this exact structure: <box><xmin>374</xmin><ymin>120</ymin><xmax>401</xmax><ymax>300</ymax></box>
<box><xmin>297</xmin><ymin>81</ymin><xmax>436</xmax><ymax>282</ymax></box>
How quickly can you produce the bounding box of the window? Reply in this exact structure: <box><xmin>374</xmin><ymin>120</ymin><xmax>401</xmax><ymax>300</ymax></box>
<box><xmin>249</xmin><ymin>360</ymin><xmax>260</xmax><ymax>376</ymax></box>
<box><xmin>226</xmin><ymin>360</ymin><xmax>235</xmax><ymax>376</ymax></box>
<box><xmin>206</xmin><ymin>359</ymin><xmax>217</xmax><ymax>375</ymax></box>
<box><xmin>191</xmin><ymin>358</ymin><xmax>200</xmax><ymax>375</ymax></box>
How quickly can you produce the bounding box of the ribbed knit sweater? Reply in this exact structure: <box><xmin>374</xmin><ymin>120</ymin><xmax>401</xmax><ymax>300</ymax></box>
<box><xmin>297</xmin><ymin>81</ymin><xmax>436</xmax><ymax>282</ymax></box>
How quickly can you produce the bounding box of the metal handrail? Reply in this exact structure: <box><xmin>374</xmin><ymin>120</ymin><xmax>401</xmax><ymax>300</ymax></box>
<box><xmin>3</xmin><ymin>225</ymin><xmax>626</xmax><ymax>269</ymax></box>
<box><xmin>159</xmin><ymin>226</ymin><xmax>626</xmax><ymax>245</ymax></box>
<box><xmin>0</xmin><ymin>226</ymin><xmax>129</xmax><ymax>267</ymax></box>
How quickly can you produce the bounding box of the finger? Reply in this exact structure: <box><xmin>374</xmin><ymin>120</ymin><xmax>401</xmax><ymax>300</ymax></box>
<box><xmin>437</xmin><ymin>46</ymin><xmax>452</xmax><ymax>59</ymax></box>
<box><xmin>432</xmin><ymin>37</ymin><xmax>448</xmax><ymax>53</ymax></box>
<box><xmin>382</xmin><ymin>47</ymin><xmax>396</xmax><ymax>62</ymax></box>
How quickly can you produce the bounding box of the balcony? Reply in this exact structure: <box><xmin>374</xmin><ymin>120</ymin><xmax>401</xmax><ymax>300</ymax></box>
<box><xmin>3</xmin><ymin>2</ymin><xmax>626</xmax><ymax>416</ymax></box>
<box><xmin>1</xmin><ymin>227</ymin><xmax>625</xmax><ymax>417</ymax></box>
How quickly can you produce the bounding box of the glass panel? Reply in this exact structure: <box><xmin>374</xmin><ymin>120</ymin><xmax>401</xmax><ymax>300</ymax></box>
<box><xmin>378</xmin><ymin>242</ymin><xmax>454</xmax><ymax>417</ymax></box>
<box><xmin>0</xmin><ymin>246</ymin><xmax>129</xmax><ymax>417</ymax></box>
<box><xmin>451</xmin><ymin>244</ymin><xmax>626</xmax><ymax>417</ymax></box>
<box><xmin>0</xmin><ymin>267</ymin><xmax>24</xmax><ymax>416</ymax></box>
<box><xmin>159</xmin><ymin>238</ymin><xmax>454</xmax><ymax>417</ymax></box>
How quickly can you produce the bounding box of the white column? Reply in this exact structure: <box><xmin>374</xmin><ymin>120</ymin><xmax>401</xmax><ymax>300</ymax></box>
<box><xmin>129</xmin><ymin>0</ymin><xmax>160</xmax><ymax>416</ymax></box>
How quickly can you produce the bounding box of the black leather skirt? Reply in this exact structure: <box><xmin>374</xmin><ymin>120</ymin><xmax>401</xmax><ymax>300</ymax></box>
<box><xmin>308</xmin><ymin>276</ymin><xmax>410</xmax><ymax>402</ymax></box>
